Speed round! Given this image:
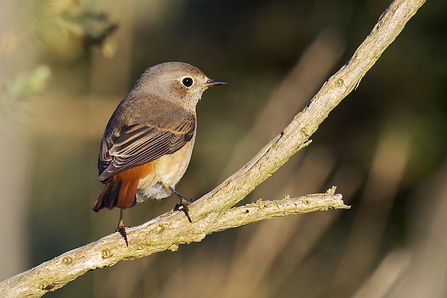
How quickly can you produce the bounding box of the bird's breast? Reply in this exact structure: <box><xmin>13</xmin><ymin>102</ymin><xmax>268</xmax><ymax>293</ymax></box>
<box><xmin>136</xmin><ymin>135</ymin><xmax>196</xmax><ymax>201</ymax></box>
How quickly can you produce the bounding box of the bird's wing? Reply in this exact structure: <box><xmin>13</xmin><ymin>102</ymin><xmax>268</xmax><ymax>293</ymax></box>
<box><xmin>98</xmin><ymin>112</ymin><xmax>195</xmax><ymax>183</ymax></box>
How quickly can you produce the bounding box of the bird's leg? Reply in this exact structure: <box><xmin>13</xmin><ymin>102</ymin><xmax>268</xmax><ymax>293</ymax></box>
<box><xmin>116</xmin><ymin>208</ymin><xmax>129</xmax><ymax>246</ymax></box>
<box><xmin>167</xmin><ymin>185</ymin><xmax>193</xmax><ymax>223</ymax></box>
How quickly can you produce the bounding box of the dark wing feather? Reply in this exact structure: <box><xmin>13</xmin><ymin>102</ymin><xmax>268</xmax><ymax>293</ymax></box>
<box><xmin>98</xmin><ymin>111</ymin><xmax>195</xmax><ymax>183</ymax></box>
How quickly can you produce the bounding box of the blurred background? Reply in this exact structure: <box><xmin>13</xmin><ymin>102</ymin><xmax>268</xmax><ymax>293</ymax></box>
<box><xmin>1</xmin><ymin>0</ymin><xmax>446</xmax><ymax>297</ymax></box>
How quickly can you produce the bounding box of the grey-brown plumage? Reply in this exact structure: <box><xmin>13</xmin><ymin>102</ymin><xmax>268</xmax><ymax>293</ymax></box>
<box><xmin>97</xmin><ymin>97</ymin><xmax>196</xmax><ymax>184</ymax></box>
<box><xmin>93</xmin><ymin>62</ymin><xmax>225</xmax><ymax>224</ymax></box>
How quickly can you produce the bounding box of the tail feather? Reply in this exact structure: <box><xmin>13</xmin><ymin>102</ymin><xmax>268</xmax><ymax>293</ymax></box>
<box><xmin>93</xmin><ymin>180</ymin><xmax>138</xmax><ymax>212</ymax></box>
<box><xmin>93</xmin><ymin>162</ymin><xmax>153</xmax><ymax>212</ymax></box>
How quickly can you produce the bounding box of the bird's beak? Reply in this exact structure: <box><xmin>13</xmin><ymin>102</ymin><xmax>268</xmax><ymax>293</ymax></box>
<box><xmin>204</xmin><ymin>79</ymin><xmax>226</xmax><ymax>87</ymax></box>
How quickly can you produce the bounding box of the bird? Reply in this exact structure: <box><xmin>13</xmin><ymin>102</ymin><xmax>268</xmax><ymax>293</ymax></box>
<box><xmin>92</xmin><ymin>62</ymin><xmax>226</xmax><ymax>244</ymax></box>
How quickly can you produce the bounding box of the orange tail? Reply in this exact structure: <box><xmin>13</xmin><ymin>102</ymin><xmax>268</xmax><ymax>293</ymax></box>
<box><xmin>93</xmin><ymin>162</ymin><xmax>153</xmax><ymax>212</ymax></box>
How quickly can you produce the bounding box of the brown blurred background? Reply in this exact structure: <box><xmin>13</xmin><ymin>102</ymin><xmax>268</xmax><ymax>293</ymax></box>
<box><xmin>1</xmin><ymin>0</ymin><xmax>447</xmax><ymax>297</ymax></box>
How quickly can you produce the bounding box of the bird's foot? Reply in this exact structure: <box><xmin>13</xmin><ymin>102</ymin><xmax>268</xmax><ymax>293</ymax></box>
<box><xmin>165</xmin><ymin>184</ymin><xmax>194</xmax><ymax>223</ymax></box>
<box><xmin>174</xmin><ymin>197</ymin><xmax>193</xmax><ymax>223</ymax></box>
<box><xmin>116</xmin><ymin>209</ymin><xmax>129</xmax><ymax>246</ymax></box>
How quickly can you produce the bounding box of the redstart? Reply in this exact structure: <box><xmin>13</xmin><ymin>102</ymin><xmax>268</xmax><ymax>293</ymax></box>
<box><xmin>93</xmin><ymin>62</ymin><xmax>225</xmax><ymax>244</ymax></box>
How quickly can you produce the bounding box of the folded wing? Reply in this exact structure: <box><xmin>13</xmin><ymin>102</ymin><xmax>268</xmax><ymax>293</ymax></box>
<box><xmin>98</xmin><ymin>110</ymin><xmax>195</xmax><ymax>183</ymax></box>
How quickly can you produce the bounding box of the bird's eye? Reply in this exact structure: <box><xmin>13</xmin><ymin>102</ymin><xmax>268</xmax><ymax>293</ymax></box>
<box><xmin>182</xmin><ymin>77</ymin><xmax>194</xmax><ymax>87</ymax></box>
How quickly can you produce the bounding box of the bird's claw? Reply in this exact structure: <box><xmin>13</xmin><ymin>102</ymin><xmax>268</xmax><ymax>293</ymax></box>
<box><xmin>174</xmin><ymin>197</ymin><xmax>193</xmax><ymax>223</ymax></box>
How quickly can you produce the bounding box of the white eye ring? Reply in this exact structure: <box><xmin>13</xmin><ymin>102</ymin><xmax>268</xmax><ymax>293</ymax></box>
<box><xmin>181</xmin><ymin>77</ymin><xmax>194</xmax><ymax>88</ymax></box>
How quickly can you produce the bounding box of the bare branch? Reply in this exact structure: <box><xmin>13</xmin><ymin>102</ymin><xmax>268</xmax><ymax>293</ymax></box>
<box><xmin>209</xmin><ymin>189</ymin><xmax>348</xmax><ymax>233</ymax></box>
<box><xmin>0</xmin><ymin>0</ymin><xmax>426</xmax><ymax>297</ymax></box>
<box><xmin>1</xmin><ymin>190</ymin><xmax>348</xmax><ymax>298</ymax></box>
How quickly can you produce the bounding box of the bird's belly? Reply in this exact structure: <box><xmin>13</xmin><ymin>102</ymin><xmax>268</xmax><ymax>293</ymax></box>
<box><xmin>135</xmin><ymin>139</ymin><xmax>195</xmax><ymax>202</ymax></box>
